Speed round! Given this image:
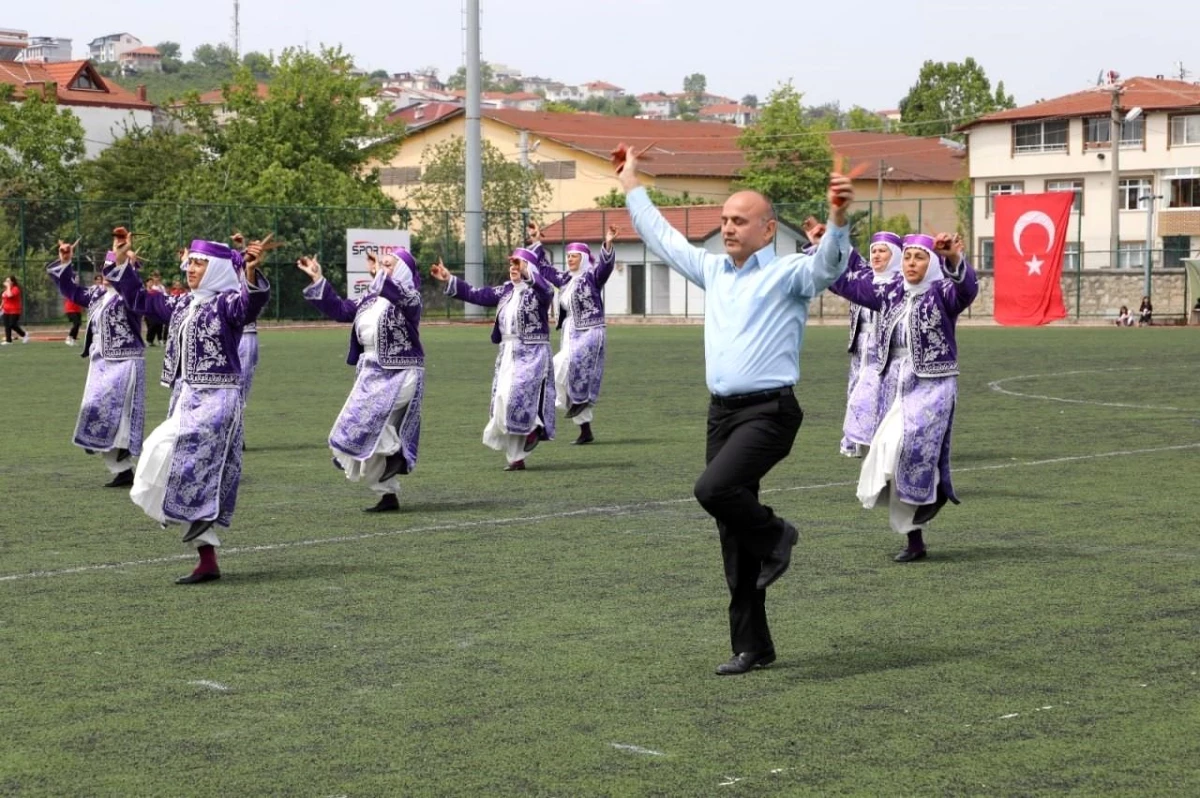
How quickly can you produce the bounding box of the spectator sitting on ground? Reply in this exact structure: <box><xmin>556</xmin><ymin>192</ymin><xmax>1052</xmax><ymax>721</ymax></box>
<box><xmin>1115</xmin><ymin>306</ymin><xmax>1134</xmax><ymax>327</ymax></box>
<box><xmin>1138</xmin><ymin>295</ymin><xmax>1153</xmax><ymax>326</ymax></box>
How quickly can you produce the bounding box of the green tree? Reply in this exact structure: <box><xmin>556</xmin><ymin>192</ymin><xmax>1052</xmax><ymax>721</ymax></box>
<box><xmin>446</xmin><ymin>61</ymin><xmax>504</xmax><ymax>92</ymax></box>
<box><xmin>543</xmin><ymin>100</ymin><xmax>577</xmax><ymax>114</ymax></box>
<box><xmin>369</xmin><ymin>69</ymin><xmax>389</xmax><ymax>81</ymax></box>
<box><xmin>409</xmin><ymin>136</ymin><xmax>551</xmax><ymax>263</ymax></box>
<box><xmin>0</xmin><ymin>85</ymin><xmax>86</xmax><ymax>254</ymax></box>
<box><xmin>577</xmin><ymin>95</ymin><xmax>641</xmax><ymax>117</ymax></box>
<box><xmin>594</xmin><ymin>187</ymin><xmax>714</xmax><ymax>207</ymax></box>
<box><xmin>804</xmin><ymin>101</ymin><xmax>842</xmax><ymax>130</ymax></box>
<box><xmin>740</xmin><ymin>94</ymin><xmax>758</xmax><ymax>109</ymax></box>
<box><xmin>683</xmin><ymin>73</ymin><xmax>707</xmax><ymax>96</ymax></box>
<box><xmin>899</xmin><ymin>58</ymin><xmax>1016</xmax><ymax>138</ymax></box>
<box><xmin>846</xmin><ymin>106</ymin><xmax>885</xmax><ymax>132</ymax></box>
<box><xmin>192</xmin><ymin>43</ymin><xmax>237</xmax><ymax>70</ymax></box>
<box><xmin>156</xmin><ymin>41</ymin><xmax>181</xmax><ymax>60</ymax></box>
<box><xmin>126</xmin><ymin>47</ymin><xmax>403</xmax><ymax>272</ymax></box>
<box><xmin>242</xmin><ymin>51</ymin><xmax>274</xmax><ymax>79</ymax></box>
<box><xmin>736</xmin><ymin>81</ymin><xmax>833</xmax><ymax>207</ymax></box>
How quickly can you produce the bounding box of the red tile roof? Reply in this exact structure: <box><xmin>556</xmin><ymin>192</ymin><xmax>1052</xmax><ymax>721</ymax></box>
<box><xmin>828</xmin><ymin>131</ymin><xmax>966</xmax><ymax>182</ymax></box>
<box><xmin>585</xmin><ymin>81</ymin><xmax>622</xmax><ymax>91</ymax></box>
<box><xmin>395</xmin><ymin>108</ymin><xmax>964</xmax><ymax>183</ymax></box>
<box><xmin>388</xmin><ymin>101</ymin><xmax>462</xmax><ymax>130</ymax></box>
<box><xmin>637</xmin><ymin>93</ymin><xmax>672</xmax><ymax>102</ymax></box>
<box><xmin>0</xmin><ymin>59</ymin><xmax>154</xmax><ymax>109</ymax></box>
<box><xmin>962</xmin><ymin>77</ymin><xmax>1200</xmax><ymax>129</ymax></box>
<box><xmin>540</xmin><ymin>206</ymin><xmax>723</xmax><ymax>243</ymax></box>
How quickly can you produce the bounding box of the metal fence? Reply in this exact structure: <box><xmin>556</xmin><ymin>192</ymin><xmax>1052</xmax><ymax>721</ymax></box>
<box><xmin>2</xmin><ymin>196</ymin><xmax>1195</xmax><ymax>325</ymax></box>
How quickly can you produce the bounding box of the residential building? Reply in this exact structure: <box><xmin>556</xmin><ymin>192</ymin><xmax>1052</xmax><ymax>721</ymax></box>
<box><xmin>698</xmin><ymin>102</ymin><xmax>760</xmax><ymax>127</ymax></box>
<box><xmin>521</xmin><ymin>76</ymin><xmax>556</xmax><ymax>95</ymax></box>
<box><xmin>540</xmin><ymin>206</ymin><xmax>811</xmax><ymax>316</ymax></box>
<box><xmin>87</xmin><ymin>33</ymin><xmax>142</xmax><ymax>64</ymax></box>
<box><xmin>0</xmin><ymin>59</ymin><xmax>155</xmax><ymax>156</ymax></box>
<box><xmin>386</xmin><ymin>70</ymin><xmax>444</xmax><ymax>92</ymax></box>
<box><xmin>373</xmin><ymin>109</ymin><xmax>964</xmax><ymax>227</ymax></box>
<box><xmin>673</xmin><ymin>91</ymin><xmax>735</xmax><ymax>109</ymax></box>
<box><xmin>582</xmin><ymin>81</ymin><xmax>623</xmax><ymax>101</ymax></box>
<box><xmin>19</xmin><ymin>36</ymin><xmax>72</xmax><ymax>63</ymax></box>
<box><xmin>0</xmin><ymin>28</ymin><xmax>27</xmax><ymax>60</ymax></box>
<box><xmin>170</xmin><ymin>82</ymin><xmax>269</xmax><ymax>125</ymax></box>
<box><xmin>636</xmin><ymin>92</ymin><xmax>676</xmax><ymax>119</ymax></box>
<box><xmin>962</xmin><ymin>76</ymin><xmax>1200</xmax><ymax>270</ymax></box>
<box><xmin>544</xmin><ymin>83</ymin><xmax>584</xmax><ymax>104</ymax></box>
<box><xmin>118</xmin><ymin>46</ymin><xmax>162</xmax><ymax>74</ymax></box>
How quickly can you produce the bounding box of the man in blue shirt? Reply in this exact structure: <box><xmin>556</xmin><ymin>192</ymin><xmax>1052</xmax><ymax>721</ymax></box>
<box><xmin>617</xmin><ymin>145</ymin><xmax>854</xmax><ymax>675</ymax></box>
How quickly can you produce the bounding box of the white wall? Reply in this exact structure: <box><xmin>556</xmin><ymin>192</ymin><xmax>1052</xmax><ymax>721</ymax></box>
<box><xmin>72</xmin><ymin>106</ymin><xmax>155</xmax><ymax>157</ymax></box>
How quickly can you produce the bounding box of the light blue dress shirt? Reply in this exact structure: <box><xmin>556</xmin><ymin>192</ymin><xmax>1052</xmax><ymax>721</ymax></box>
<box><xmin>626</xmin><ymin>187</ymin><xmax>851</xmax><ymax>397</ymax></box>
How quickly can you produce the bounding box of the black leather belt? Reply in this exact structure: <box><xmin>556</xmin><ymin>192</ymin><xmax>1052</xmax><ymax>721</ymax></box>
<box><xmin>710</xmin><ymin>385</ymin><xmax>793</xmax><ymax>409</ymax></box>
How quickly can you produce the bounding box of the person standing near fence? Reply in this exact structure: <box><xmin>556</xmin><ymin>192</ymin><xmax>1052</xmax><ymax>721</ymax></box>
<box><xmin>431</xmin><ymin>248</ymin><xmax>556</xmax><ymax>471</ymax></box>
<box><xmin>838</xmin><ymin>232</ymin><xmax>902</xmax><ymax>457</ymax></box>
<box><xmin>46</xmin><ymin>240</ymin><xmax>146</xmax><ymax>487</ymax></box>
<box><xmin>109</xmin><ymin>236</ymin><xmax>263</xmax><ymax>585</ymax></box>
<box><xmin>143</xmin><ymin>272</ymin><xmax>167</xmax><ymax>346</ymax></box>
<box><xmin>828</xmin><ymin>233</ymin><xmax>977</xmax><ymax>562</ymax></box>
<box><xmin>534</xmin><ymin>223</ymin><xmax>618</xmax><ymax>446</ymax></box>
<box><xmin>300</xmin><ymin>249</ymin><xmax>425</xmax><ymax>513</ymax></box>
<box><xmin>616</xmin><ymin>142</ymin><xmax>854</xmax><ymax>675</ymax></box>
<box><xmin>2</xmin><ymin>275</ymin><xmax>30</xmax><ymax>345</ymax></box>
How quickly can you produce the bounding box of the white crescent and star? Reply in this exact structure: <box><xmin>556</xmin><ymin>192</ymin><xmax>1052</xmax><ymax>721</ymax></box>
<box><xmin>1012</xmin><ymin>211</ymin><xmax>1056</xmax><ymax>276</ymax></box>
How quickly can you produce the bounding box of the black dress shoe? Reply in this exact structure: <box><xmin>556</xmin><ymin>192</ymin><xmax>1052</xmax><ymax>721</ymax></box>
<box><xmin>716</xmin><ymin>650</ymin><xmax>777</xmax><ymax>675</ymax></box>
<box><xmin>104</xmin><ymin>469</ymin><xmax>134</xmax><ymax>488</ymax></box>
<box><xmin>572</xmin><ymin>422</ymin><xmax>594</xmax><ymax>445</ymax></box>
<box><xmin>756</xmin><ymin>521</ymin><xmax>800</xmax><ymax>590</ymax></box>
<box><xmin>523</xmin><ymin>430</ymin><xmax>541</xmax><ymax>453</ymax></box>
<box><xmin>364</xmin><ymin>493</ymin><xmax>400</xmax><ymax>513</ymax></box>
<box><xmin>182</xmin><ymin>520</ymin><xmax>215</xmax><ymax>543</ymax></box>
<box><xmin>175</xmin><ymin>570</ymin><xmax>221</xmax><ymax>585</ymax></box>
<box><xmin>566</xmin><ymin>402</ymin><xmax>588</xmax><ymax>419</ymax></box>
<box><xmin>379</xmin><ymin>452</ymin><xmax>409</xmax><ymax>483</ymax></box>
<box><xmin>115</xmin><ymin>448</ymin><xmax>131</xmax><ymax>462</ymax></box>
<box><xmin>504</xmin><ymin>460</ymin><xmax>526</xmax><ymax>471</ymax></box>
<box><xmin>894</xmin><ymin>547</ymin><xmax>927</xmax><ymax>563</ymax></box>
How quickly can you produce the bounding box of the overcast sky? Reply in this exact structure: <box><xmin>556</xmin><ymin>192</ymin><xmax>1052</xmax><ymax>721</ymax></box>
<box><xmin>12</xmin><ymin>0</ymin><xmax>1200</xmax><ymax>111</ymax></box>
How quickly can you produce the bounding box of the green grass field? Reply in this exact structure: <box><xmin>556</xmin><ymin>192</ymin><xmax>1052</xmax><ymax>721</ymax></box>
<box><xmin>2</xmin><ymin>324</ymin><xmax>1199</xmax><ymax>797</ymax></box>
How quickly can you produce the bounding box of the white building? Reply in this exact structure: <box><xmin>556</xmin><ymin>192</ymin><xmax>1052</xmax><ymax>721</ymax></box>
<box><xmin>637</xmin><ymin>92</ymin><xmax>676</xmax><ymax>119</ymax></box>
<box><xmin>698</xmin><ymin>103</ymin><xmax>760</xmax><ymax>127</ymax></box>
<box><xmin>87</xmin><ymin>33</ymin><xmax>142</xmax><ymax>63</ymax></box>
<box><xmin>0</xmin><ymin>60</ymin><xmax>156</xmax><ymax>157</ymax></box>
<box><xmin>962</xmin><ymin>76</ymin><xmax>1200</xmax><ymax>270</ymax></box>
<box><xmin>19</xmin><ymin>36</ymin><xmax>72</xmax><ymax>63</ymax></box>
<box><xmin>581</xmin><ymin>81</ymin><xmax>623</xmax><ymax>102</ymax></box>
<box><xmin>0</xmin><ymin>28</ymin><xmax>27</xmax><ymax>60</ymax></box>
<box><xmin>544</xmin><ymin>83</ymin><xmax>584</xmax><ymax>103</ymax></box>
<box><xmin>540</xmin><ymin>206</ymin><xmax>809</xmax><ymax>316</ymax></box>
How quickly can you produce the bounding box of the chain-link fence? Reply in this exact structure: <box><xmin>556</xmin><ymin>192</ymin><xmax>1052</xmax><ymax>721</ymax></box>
<box><xmin>3</xmin><ymin>196</ymin><xmax>1196</xmax><ymax>325</ymax></box>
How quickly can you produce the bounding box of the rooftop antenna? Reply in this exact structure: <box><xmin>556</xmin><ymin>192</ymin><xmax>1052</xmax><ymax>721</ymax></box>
<box><xmin>232</xmin><ymin>0</ymin><xmax>241</xmax><ymax>60</ymax></box>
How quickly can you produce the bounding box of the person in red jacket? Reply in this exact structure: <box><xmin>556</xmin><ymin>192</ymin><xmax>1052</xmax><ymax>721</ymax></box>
<box><xmin>2</xmin><ymin>275</ymin><xmax>30</xmax><ymax>345</ymax></box>
<box><xmin>64</xmin><ymin>285</ymin><xmax>84</xmax><ymax>346</ymax></box>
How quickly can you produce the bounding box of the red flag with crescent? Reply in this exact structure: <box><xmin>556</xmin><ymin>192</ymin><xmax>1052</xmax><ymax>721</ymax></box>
<box><xmin>993</xmin><ymin>193</ymin><xmax>1074</xmax><ymax>326</ymax></box>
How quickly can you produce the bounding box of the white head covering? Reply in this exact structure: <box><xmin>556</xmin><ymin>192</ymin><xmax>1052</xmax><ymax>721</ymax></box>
<box><xmin>900</xmin><ymin>234</ymin><xmax>945</xmax><ymax>295</ymax></box>
<box><xmin>868</xmin><ymin>232</ymin><xmax>904</xmax><ymax>284</ymax></box>
<box><xmin>184</xmin><ymin>240</ymin><xmax>241</xmax><ymax>300</ymax></box>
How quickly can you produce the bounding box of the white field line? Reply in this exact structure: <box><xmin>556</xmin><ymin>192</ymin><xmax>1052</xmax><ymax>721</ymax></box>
<box><xmin>609</xmin><ymin>743</ymin><xmax>666</xmax><ymax>756</ymax></box>
<box><xmin>987</xmin><ymin>368</ymin><xmax>1195</xmax><ymax>413</ymax></box>
<box><xmin>3</xmin><ymin>441</ymin><xmax>1197</xmax><ymax>584</ymax></box>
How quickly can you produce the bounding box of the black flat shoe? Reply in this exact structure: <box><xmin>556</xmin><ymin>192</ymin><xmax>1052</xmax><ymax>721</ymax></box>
<box><xmin>716</xmin><ymin>650</ymin><xmax>777</xmax><ymax>675</ymax></box>
<box><xmin>175</xmin><ymin>570</ymin><xmax>220</xmax><ymax>584</ymax></box>
<box><xmin>182</xmin><ymin>520</ymin><xmax>215</xmax><ymax>543</ymax></box>
<box><xmin>379</xmin><ymin>453</ymin><xmax>409</xmax><ymax>483</ymax></box>
<box><xmin>523</xmin><ymin>431</ymin><xmax>541</xmax><ymax>453</ymax></box>
<box><xmin>894</xmin><ymin>547</ymin><xmax>927</xmax><ymax>563</ymax></box>
<box><xmin>104</xmin><ymin>470</ymin><xmax>134</xmax><ymax>488</ymax></box>
<box><xmin>756</xmin><ymin>521</ymin><xmax>799</xmax><ymax>590</ymax></box>
<box><xmin>364</xmin><ymin>493</ymin><xmax>400</xmax><ymax>513</ymax></box>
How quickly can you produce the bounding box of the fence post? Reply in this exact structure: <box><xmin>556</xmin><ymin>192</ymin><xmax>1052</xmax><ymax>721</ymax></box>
<box><xmin>917</xmin><ymin>199</ymin><xmax>923</xmax><ymax>233</ymax></box>
<box><xmin>1075</xmin><ymin>206</ymin><xmax>1083</xmax><ymax>320</ymax></box>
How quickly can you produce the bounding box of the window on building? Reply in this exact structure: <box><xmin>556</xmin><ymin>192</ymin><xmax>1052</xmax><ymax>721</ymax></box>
<box><xmin>1164</xmin><ymin>168</ymin><xmax>1200</xmax><ymax>208</ymax></box>
<box><xmin>1014</xmin><ymin>119</ymin><xmax>1069</xmax><ymax>153</ymax></box>
<box><xmin>1046</xmin><ymin>179</ymin><xmax>1084</xmax><ymax>212</ymax></box>
<box><xmin>380</xmin><ymin>166</ymin><xmax>422</xmax><ymax>186</ymax></box>
<box><xmin>1169</xmin><ymin>114</ymin><xmax>1200</xmax><ymax>146</ymax></box>
<box><xmin>1083</xmin><ymin>117</ymin><xmax>1145</xmax><ymax>148</ymax></box>
<box><xmin>978</xmin><ymin>238</ymin><xmax>994</xmax><ymax>270</ymax></box>
<box><xmin>1062</xmin><ymin>241</ymin><xmax>1081</xmax><ymax>271</ymax></box>
<box><xmin>71</xmin><ymin>73</ymin><xmax>99</xmax><ymax>90</ymax></box>
<box><xmin>1118</xmin><ymin>241</ymin><xmax>1146</xmax><ymax>269</ymax></box>
<box><xmin>1163</xmin><ymin>235</ymin><xmax>1192</xmax><ymax>268</ymax></box>
<box><xmin>1118</xmin><ymin>177</ymin><xmax>1152</xmax><ymax>210</ymax></box>
<box><xmin>536</xmin><ymin>161</ymin><xmax>577</xmax><ymax>180</ymax></box>
<box><xmin>986</xmin><ymin>182</ymin><xmax>1024</xmax><ymax>215</ymax></box>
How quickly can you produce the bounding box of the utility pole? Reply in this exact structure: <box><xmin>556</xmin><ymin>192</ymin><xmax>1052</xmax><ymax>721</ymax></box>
<box><xmin>518</xmin><ymin>129</ymin><xmax>531</xmax><ymax>233</ymax></box>
<box><xmin>1141</xmin><ymin>193</ymin><xmax>1160</xmax><ymax>298</ymax></box>
<box><xmin>463</xmin><ymin>0</ymin><xmax>484</xmax><ymax>315</ymax></box>
<box><xmin>1109</xmin><ymin>78</ymin><xmax>1121</xmax><ymax>269</ymax></box>
<box><xmin>877</xmin><ymin>159</ymin><xmax>887</xmax><ymax>221</ymax></box>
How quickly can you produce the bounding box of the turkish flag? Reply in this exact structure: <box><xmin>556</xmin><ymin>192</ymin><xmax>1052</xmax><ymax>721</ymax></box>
<box><xmin>993</xmin><ymin>193</ymin><xmax>1073</xmax><ymax>325</ymax></box>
